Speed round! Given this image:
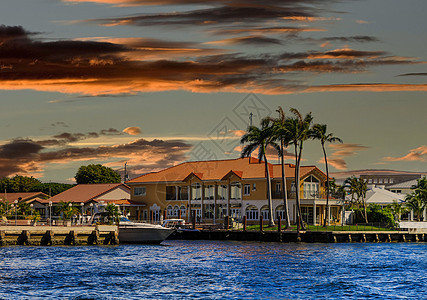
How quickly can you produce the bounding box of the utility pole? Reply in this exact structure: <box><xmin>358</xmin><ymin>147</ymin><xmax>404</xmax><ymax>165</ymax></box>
<box><xmin>124</xmin><ymin>162</ymin><xmax>128</xmax><ymax>182</ymax></box>
<box><xmin>249</xmin><ymin>112</ymin><xmax>253</xmax><ymax>126</ymax></box>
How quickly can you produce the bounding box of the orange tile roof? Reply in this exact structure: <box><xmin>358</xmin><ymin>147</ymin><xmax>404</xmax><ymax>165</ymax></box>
<box><xmin>99</xmin><ymin>199</ymin><xmax>146</xmax><ymax>206</ymax></box>
<box><xmin>0</xmin><ymin>192</ymin><xmax>49</xmax><ymax>203</ymax></box>
<box><xmin>127</xmin><ymin>157</ymin><xmax>325</xmax><ymax>184</ymax></box>
<box><xmin>44</xmin><ymin>183</ymin><xmax>130</xmax><ymax>204</ymax></box>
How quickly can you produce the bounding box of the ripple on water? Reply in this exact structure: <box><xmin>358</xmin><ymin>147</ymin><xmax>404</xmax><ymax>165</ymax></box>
<box><xmin>0</xmin><ymin>242</ymin><xmax>426</xmax><ymax>299</ymax></box>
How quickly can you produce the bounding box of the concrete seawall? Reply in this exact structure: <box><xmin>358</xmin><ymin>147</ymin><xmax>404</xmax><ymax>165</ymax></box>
<box><xmin>0</xmin><ymin>225</ymin><xmax>118</xmax><ymax>246</ymax></box>
<box><xmin>170</xmin><ymin>230</ymin><xmax>426</xmax><ymax>243</ymax></box>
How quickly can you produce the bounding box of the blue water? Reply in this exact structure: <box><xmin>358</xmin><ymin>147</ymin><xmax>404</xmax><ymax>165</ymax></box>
<box><xmin>0</xmin><ymin>241</ymin><xmax>426</xmax><ymax>299</ymax></box>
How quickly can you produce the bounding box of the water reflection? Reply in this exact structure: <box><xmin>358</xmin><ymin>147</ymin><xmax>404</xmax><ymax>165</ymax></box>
<box><xmin>0</xmin><ymin>241</ymin><xmax>426</xmax><ymax>299</ymax></box>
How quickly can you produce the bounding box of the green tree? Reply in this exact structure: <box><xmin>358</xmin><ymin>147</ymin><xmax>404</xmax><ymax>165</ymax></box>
<box><xmin>30</xmin><ymin>182</ymin><xmax>75</xmax><ymax>196</ymax></box>
<box><xmin>345</xmin><ymin>176</ymin><xmax>368</xmax><ymax>223</ymax></box>
<box><xmin>404</xmin><ymin>177</ymin><xmax>427</xmax><ymax>221</ymax></box>
<box><xmin>75</xmin><ymin>164</ymin><xmax>121</xmax><ymax>184</ymax></box>
<box><xmin>310</xmin><ymin>123</ymin><xmax>343</xmax><ymax>227</ymax></box>
<box><xmin>389</xmin><ymin>200</ymin><xmax>409</xmax><ymax>221</ymax></box>
<box><xmin>105</xmin><ymin>203</ymin><xmax>120</xmax><ymax>225</ymax></box>
<box><xmin>284</xmin><ymin>108</ymin><xmax>313</xmax><ymax>232</ymax></box>
<box><xmin>241</xmin><ymin>123</ymin><xmax>278</xmax><ymax>226</ymax></box>
<box><xmin>57</xmin><ymin>201</ymin><xmax>80</xmax><ymax>220</ymax></box>
<box><xmin>0</xmin><ymin>175</ymin><xmax>41</xmax><ymax>192</ymax></box>
<box><xmin>262</xmin><ymin>106</ymin><xmax>291</xmax><ymax>228</ymax></box>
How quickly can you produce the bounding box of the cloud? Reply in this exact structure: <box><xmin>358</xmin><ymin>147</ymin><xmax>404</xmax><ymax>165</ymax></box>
<box><xmin>318</xmin><ymin>143</ymin><xmax>369</xmax><ymax>170</ymax></box>
<box><xmin>0</xmin><ymin>132</ymin><xmax>193</xmax><ymax>178</ymax></box>
<box><xmin>36</xmin><ymin>128</ymin><xmax>123</xmax><ymax>146</ymax></box>
<box><xmin>123</xmin><ymin>127</ymin><xmax>141</xmax><ymax>135</ymax></box>
<box><xmin>207</xmin><ymin>35</ymin><xmax>283</xmax><ymax>46</ymax></box>
<box><xmin>383</xmin><ymin>146</ymin><xmax>427</xmax><ymax>162</ymax></box>
<box><xmin>397</xmin><ymin>73</ymin><xmax>427</xmax><ymax>77</ymax></box>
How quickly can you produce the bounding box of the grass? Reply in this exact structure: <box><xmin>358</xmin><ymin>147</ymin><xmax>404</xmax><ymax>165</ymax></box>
<box><xmin>240</xmin><ymin>224</ymin><xmax>394</xmax><ymax>232</ymax></box>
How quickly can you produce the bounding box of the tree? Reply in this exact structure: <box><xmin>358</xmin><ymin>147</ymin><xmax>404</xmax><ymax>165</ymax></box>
<box><xmin>75</xmin><ymin>164</ymin><xmax>121</xmax><ymax>184</ymax></box>
<box><xmin>404</xmin><ymin>176</ymin><xmax>427</xmax><ymax>221</ymax></box>
<box><xmin>241</xmin><ymin>123</ymin><xmax>278</xmax><ymax>226</ymax></box>
<box><xmin>105</xmin><ymin>203</ymin><xmax>120</xmax><ymax>225</ymax></box>
<box><xmin>310</xmin><ymin>123</ymin><xmax>343</xmax><ymax>227</ymax></box>
<box><xmin>284</xmin><ymin>108</ymin><xmax>313</xmax><ymax>232</ymax></box>
<box><xmin>30</xmin><ymin>182</ymin><xmax>75</xmax><ymax>196</ymax></box>
<box><xmin>57</xmin><ymin>201</ymin><xmax>80</xmax><ymax>220</ymax></box>
<box><xmin>389</xmin><ymin>200</ymin><xmax>409</xmax><ymax>221</ymax></box>
<box><xmin>262</xmin><ymin>106</ymin><xmax>291</xmax><ymax>228</ymax></box>
<box><xmin>0</xmin><ymin>175</ymin><xmax>41</xmax><ymax>192</ymax></box>
<box><xmin>345</xmin><ymin>176</ymin><xmax>368</xmax><ymax>223</ymax></box>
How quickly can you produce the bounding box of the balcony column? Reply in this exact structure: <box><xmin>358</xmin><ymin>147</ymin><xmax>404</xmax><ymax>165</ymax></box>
<box><xmin>213</xmin><ymin>184</ymin><xmax>217</xmax><ymax>224</ymax></box>
<box><xmin>201</xmin><ymin>183</ymin><xmax>204</xmax><ymax>223</ymax></box>
<box><xmin>227</xmin><ymin>181</ymin><xmax>231</xmax><ymax>217</ymax></box>
<box><xmin>188</xmin><ymin>184</ymin><xmax>191</xmax><ymax>223</ymax></box>
<box><xmin>175</xmin><ymin>186</ymin><xmax>178</xmax><ymax>201</ymax></box>
<box><xmin>313</xmin><ymin>202</ymin><xmax>316</xmax><ymax>225</ymax></box>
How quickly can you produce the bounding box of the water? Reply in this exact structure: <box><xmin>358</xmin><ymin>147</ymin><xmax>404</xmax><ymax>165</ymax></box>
<box><xmin>0</xmin><ymin>241</ymin><xmax>426</xmax><ymax>299</ymax></box>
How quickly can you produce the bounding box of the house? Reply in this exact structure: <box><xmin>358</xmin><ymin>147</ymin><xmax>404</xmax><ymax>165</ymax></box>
<box><xmin>42</xmin><ymin>183</ymin><xmax>141</xmax><ymax>219</ymax></box>
<box><xmin>126</xmin><ymin>157</ymin><xmax>343</xmax><ymax>225</ymax></box>
<box><xmin>386</xmin><ymin>179</ymin><xmax>419</xmax><ymax>195</ymax></box>
<box><xmin>360</xmin><ymin>174</ymin><xmax>422</xmax><ymax>188</ymax></box>
<box><xmin>0</xmin><ymin>192</ymin><xmax>49</xmax><ymax>216</ymax></box>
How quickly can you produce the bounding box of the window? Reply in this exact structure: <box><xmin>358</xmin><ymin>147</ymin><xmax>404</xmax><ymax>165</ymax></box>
<box><xmin>275</xmin><ymin>182</ymin><xmax>281</xmax><ymax>193</ymax></box>
<box><xmin>246</xmin><ymin>206</ymin><xmax>258</xmax><ymax>220</ymax></box>
<box><xmin>260</xmin><ymin>206</ymin><xmax>270</xmax><ymax>220</ymax></box>
<box><xmin>230</xmin><ymin>182</ymin><xmax>242</xmax><ymax>199</ymax></box>
<box><xmin>191</xmin><ymin>183</ymin><xmax>201</xmax><ymax>200</ymax></box>
<box><xmin>303</xmin><ymin>176</ymin><xmax>319</xmax><ymax>199</ymax></box>
<box><xmin>204</xmin><ymin>185</ymin><xmax>215</xmax><ymax>199</ymax></box>
<box><xmin>252</xmin><ymin>183</ymin><xmax>256</xmax><ymax>191</ymax></box>
<box><xmin>276</xmin><ymin>205</ymin><xmax>285</xmax><ymax>220</ymax></box>
<box><xmin>244</xmin><ymin>184</ymin><xmax>251</xmax><ymax>196</ymax></box>
<box><xmin>173</xmin><ymin>205</ymin><xmax>180</xmax><ymax>217</ymax></box>
<box><xmin>180</xmin><ymin>205</ymin><xmax>186</xmax><ymax>218</ymax></box>
<box><xmin>143</xmin><ymin>210</ymin><xmax>148</xmax><ymax>220</ymax></box>
<box><xmin>389</xmin><ymin>178</ymin><xmax>394</xmax><ymax>184</ymax></box>
<box><xmin>368</xmin><ymin>179</ymin><xmax>373</xmax><ymax>183</ymax></box>
<box><xmin>167</xmin><ymin>205</ymin><xmax>173</xmax><ymax>217</ymax></box>
<box><xmin>218</xmin><ymin>185</ymin><xmax>227</xmax><ymax>200</ymax></box>
<box><xmin>384</xmin><ymin>178</ymin><xmax>388</xmax><ymax>184</ymax></box>
<box><xmin>230</xmin><ymin>208</ymin><xmax>241</xmax><ymax>219</ymax></box>
<box><xmin>134</xmin><ymin>187</ymin><xmax>146</xmax><ymax>196</ymax></box>
<box><xmin>203</xmin><ymin>204</ymin><xmax>214</xmax><ymax>219</ymax></box>
<box><xmin>373</xmin><ymin>178</ymin><xmax>378</xmax><ymax>183</ymax></box>
<box><xmin>379</xmin><ymin>178</ymin><xmax>383</xmax><ymax>184</ymax></box>
<box><xmin>166</xmin><ymin>186</ymin><xmax>176</xmax><ymax>200</ymax></box>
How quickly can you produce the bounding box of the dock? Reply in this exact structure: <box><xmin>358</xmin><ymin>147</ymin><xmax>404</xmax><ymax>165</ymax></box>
<box><xmin>0</xmin><ymin>225</ymin><xmax>118</xmax><ymax>246</ymax></box>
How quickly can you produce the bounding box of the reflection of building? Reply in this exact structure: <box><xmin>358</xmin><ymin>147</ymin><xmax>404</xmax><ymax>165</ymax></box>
<box><xmin>126</xmin><ymin>157</ymin><xmax>343</xmax><ymax>225</ymax></box>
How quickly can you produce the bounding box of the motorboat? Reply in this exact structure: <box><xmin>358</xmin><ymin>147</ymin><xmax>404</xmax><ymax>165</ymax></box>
<box><xmin>118</xmin><ymin>216</ymin><xmax>175</xmax><ymax>244</ymax></box>
<box><xmin>90</xmin><ymin>213</ymin><xmax>175</xmax><ymax>244</ymax></box>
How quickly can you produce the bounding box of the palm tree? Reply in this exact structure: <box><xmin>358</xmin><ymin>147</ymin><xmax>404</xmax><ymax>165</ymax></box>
<box><xmin>58</xmin><ymin>201</ymin><xmax>80</xmax><ymax>221</ymax></box>
<box><xmin>262</xmin><ymin>106</ymin><xmax>291</xmax><ymax>229</ymax></box>
<box><xmin>344</xmin><ymin>176</ymin><xmax>368</xmax><ymax>223</ymax></box>
<box><xmin>284</xmin><ymin>108</ymin><xmax>313</xmax><ymax>232</ymax></box>
<box><xmin>241</xmin><ymin>124</ymin><xmax>277</xmax><ymax>226</ymax></box>
<box><xmin>405</xmin><ymin>194</ymin><xmax>425</xmax><ymax>221</ymax></box>
<box><xmin>310</xmin><ymin>123</ymin><xmax>343</xmax><ymax>227</ymax></box>
<box><xmin>390</xmin><ymin>200</ymin><xmax>408</xmax><ymax>221</ymax></box>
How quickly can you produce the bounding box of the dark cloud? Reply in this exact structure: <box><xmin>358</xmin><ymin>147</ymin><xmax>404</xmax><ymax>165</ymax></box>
<box><xmin>397</xmin><ymin>73</ymin><xmax>427</xmax><ymax>77</ymax></box>
<box><xmin>0</xmin><ymin>133</ymin><xmax>192</xmax><ymax>177</ymax></box>
<box><xmin>323</xmin><ymin>36</ymin><xmax>380</xmax><ymax>43</ymax></box>
<box><xmin>36</xmin><ymin>128</ymin><xmax>123</xmax><ymax>146</ymax></box>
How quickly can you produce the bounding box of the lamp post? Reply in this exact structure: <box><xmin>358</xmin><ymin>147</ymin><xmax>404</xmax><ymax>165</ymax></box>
<box><xmin>90</xmin><ymin>203</ymin><xmax>93</xmax><ymax>216</ymax></box>
<box><xmin>49</xmin><ymin>201</ymin><xmax>52</xmax><ymax>226</ymax></box>
<box><xmin>30</xmin><ymin>203</ymin><xmax>34</xmax><ymax>216</ymax></box>
<box><xmin>14</xmin><ymin>199</ymin><xmax>18</xmax><ymax>226</ymax></box>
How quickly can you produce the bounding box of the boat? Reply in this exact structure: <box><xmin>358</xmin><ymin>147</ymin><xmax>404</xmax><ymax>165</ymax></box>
<box><xmin>118</xmin><ymin>216</ymin><xmax>175</xmax><ymax>244</ymax></box>
<box><xmin>90</xmin><ymin>213</ymin><xmax>175</xmax><ymax>244</ymax></box>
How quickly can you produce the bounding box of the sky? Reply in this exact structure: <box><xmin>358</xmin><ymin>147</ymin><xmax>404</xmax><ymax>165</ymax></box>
<box><xmin>0</xmin><ymin>0</ymin><xmax>426</xmax><ymax>183</ymax></box>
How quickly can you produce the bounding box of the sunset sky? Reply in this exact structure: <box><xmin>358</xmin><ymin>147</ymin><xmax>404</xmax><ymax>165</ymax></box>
<box><xmin>0</xmin><ymin>0</ymin><xmax>426</xmax><ymax>183</ymax></box>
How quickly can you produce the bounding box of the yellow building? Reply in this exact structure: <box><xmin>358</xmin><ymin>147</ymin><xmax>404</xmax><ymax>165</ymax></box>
<box><xmin>126</xmin><ymin>157</ymin><xmax>342</xmax><ymax>225</ymax></box>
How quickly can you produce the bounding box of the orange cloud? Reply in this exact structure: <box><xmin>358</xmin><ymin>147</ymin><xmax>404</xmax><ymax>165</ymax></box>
<box><xmin>123</xmin><ymin>127</ymin><xmax>142</xmax><ymax>135</ymax></box>
<box><xmin>384</xmin><ymin>146</ymin><xmax>427</xmax><ymax>162</ymax></box>
<box><xmin>318</xmin><ymin>143</ymin><xmax>369</xmax><ymax>170</ymax></box>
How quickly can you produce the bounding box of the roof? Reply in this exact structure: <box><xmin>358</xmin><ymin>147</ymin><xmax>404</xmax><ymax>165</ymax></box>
<box><xmin>127</xmin><ymin>157</ymin><xmax>324</xmax><ymax>184</ymax></box>
<box><xmin>387</xmin><ymin>179</ymin><xmax>419</xmax><ymax>189</ymax></box>
<box><xmin>97</xmin><ymin>199</ymin><xmax>145</xmax><ymax>206</ymax></box>
<box><xmin>45</xmin><ymin>183</ymin><xmax>130</xmax><ymax>204</ymax></box>
<box><xmin>0</xmin><ymin>192</ymin><xmax>49</xmax><ymax>202</ymax></box>
<box><xmin>348</xmin><ymin>186</ymin><xmax>405</xmax><ymax>204</ymax></box>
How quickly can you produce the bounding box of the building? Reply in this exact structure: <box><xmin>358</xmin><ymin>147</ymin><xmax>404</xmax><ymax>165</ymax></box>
<box><xmin>386</xmin><ymin>179</ymin><xmax>419</xmax><ymax>195</ymax></box>
<box><xmin>360</xmin><ymin>174</ymin><xmax>422</xmax><ymax>188</ymax></box>
<box><xmin>126</xmin><ymin>157</ymin><xmax>343</xmax><ymax>225</ymax></box>
<box><xmin>0</xmin><ymin>192</ymin><xmax>49</xmax><ymax>216</ymax></box>
<box><xmin>43</xmin><ymin>183</ymin><xmax>142</xmax><ymax>219</ymax></box>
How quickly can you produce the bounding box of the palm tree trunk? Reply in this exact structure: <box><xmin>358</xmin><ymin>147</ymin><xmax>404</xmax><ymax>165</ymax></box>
<box><xmin>363</xmin><ymin>196</ymin><xmax>368</xmax><ymax>223</ymax></box>
<box><xmin>322</xmin><ymin>143</ymin><xmax>329</xmax><ymax>227</ymax></box>
<box><xmin>281</xmin><ymin>138</ymin><xmax>290</xmax><ymax>229</ymax></box>
<box><xmin>264</xmin><ymin>152</ymin><xmax>275</xmax><ymax>227</ymax></box>
<box><xmin>295</xmin><ymin>144</ymin><xmax>304</xmax><ymax>231</ymax></box>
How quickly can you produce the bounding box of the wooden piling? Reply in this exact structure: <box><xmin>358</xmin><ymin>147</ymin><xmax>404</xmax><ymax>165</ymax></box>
<box><xmin>243</xmin><ymin>216</ymin><xmax>247</xmax><ymax>232</ymax></box>
<box><xmin>259</xmin><ymin>215</ymin><xmax>263</xmax><ymax>232</ymax></box>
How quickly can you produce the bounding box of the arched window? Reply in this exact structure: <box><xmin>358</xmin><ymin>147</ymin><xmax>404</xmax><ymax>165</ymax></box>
<box><xmin>276</xmin><ymin>205</ymin><xmax>285</xmax><ymax>220</ymax></box>
<box><xmin>230</xmin><ymin>182</ymin><xmax>242</xmax><ymax>200</ymax></box>
<box><xmin>167</xmin><ymin>205</ymin><xmax>173</xmax><ymax>217</ymax></box>
<box><xmin>303</xmin><ymin>175</ymin><xmax>320</xmax><ymax>199</ymax></box>
<box><xmin>260</xmin><ymin>205</ymin><xmax>270</xmax><ymax>220</ymax></box>
<box><xmin>246</xmin><ymin>205</ymin><xmax>259</xmax><ymax>220</ymax></box>
<box><xmin>173</xmin><ymin>205</ymin><xmax>180</xmax><ymax>217</ymax></box>
<box><xmin>180</xmin><ymin>205</ymin><xmax>186</xmax><ymax>218</ymax></box>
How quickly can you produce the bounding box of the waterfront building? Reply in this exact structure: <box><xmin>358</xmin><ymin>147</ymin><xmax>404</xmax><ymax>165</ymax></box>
<box><xmin>126</xmin><ymin>157</ymin><xmax>342</xmax><ymax>225</ymax></box>
<box><xmin>0</xmin><ymin>192</ymin><xmax>49</xmax><ymax>216</ymax></box>
<box><xmin>360</xmin><ymin>174</ymin><xmax>423</xmax><ymax>188</ymax></box>
<box><xmin>42</xmin><ymin>183</ymin><xmax>142</xmax><ymax>220</ymax></box>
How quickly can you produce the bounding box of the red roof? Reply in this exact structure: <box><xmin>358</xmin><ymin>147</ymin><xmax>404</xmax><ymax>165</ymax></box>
<box><xmin>44</xmin><ymin>183</ymin><xmax>130</xmax><ymax>204</ymax></box>
<box><xmin>127</xmin><ymin>157</ymin><xmax>324</xmax><ymax>184</ymax></box>
<box><xmin>0</xmin><ymin>192</ymin><xmax>49</xmax><ymax>203</ymax></box>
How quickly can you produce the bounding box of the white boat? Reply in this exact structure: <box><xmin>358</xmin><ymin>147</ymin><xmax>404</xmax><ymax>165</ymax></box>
<box><xmin>118</xmin><ymin>217</ymin><xmax>175</xmax><ymax>244</ymax></box>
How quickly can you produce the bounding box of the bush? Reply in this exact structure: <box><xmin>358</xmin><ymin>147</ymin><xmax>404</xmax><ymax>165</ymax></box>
<box><xmin>353</xmin><ymin>204</ymin><xmax>397</xmax><ymax>228</ymax></box>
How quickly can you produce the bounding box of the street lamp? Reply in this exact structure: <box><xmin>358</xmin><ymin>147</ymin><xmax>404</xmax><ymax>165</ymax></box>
<box><xmin>14</xmin><ymin>199</ymin><xmax>18</xmax><ymax>226</ymax></box>
<box><xmin>49</xmin><ymin>201</ymin><xmax>52</xmax><ymax>226</ymax></box>
<box><xmin>90</xmin><ymin>203</ymin><xmax>94</xmax><ymax>216</ymax></box>
<box><xmin>30</xmin><ymin>203</ymin><xmax>34</xmax><ymax>216</ymax></box>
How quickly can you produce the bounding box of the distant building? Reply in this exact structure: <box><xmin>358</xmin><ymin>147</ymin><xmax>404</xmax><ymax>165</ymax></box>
<box><xmin>386</xmin><ymin>178</ymin><xmax>420</xmax><ymax>195</ymax></box>
<box><xmin>126</xmin><ymin>157</ymin><xmax>343</xmax><ymax>225</ymax></box>
<box><xmin>360</xmin><ymin>174</ymin><xmax>422</xmax><ymax>188</ymax></box>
